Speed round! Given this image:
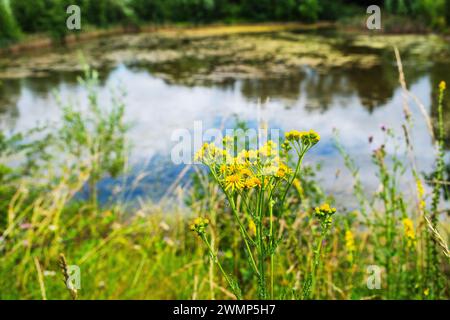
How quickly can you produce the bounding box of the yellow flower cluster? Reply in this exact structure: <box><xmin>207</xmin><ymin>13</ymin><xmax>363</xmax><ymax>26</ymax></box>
<box><xmin>195</xmin><ymin>129</ymin><xmax>321</xmax><ymax>196</ymax></box>
<box><xmin>194</xmin><ymin>142</ymin><xmax>223</xmax><ymax>164</ymax></box>
<box><xmin>248</xmin><ymin>219</ymin><xmax>256</xmax><ymax>236</ymax></box>
<box><xmin>292</xmin><ymin>178</ymin><xmax>303</xmax><ymax>197</ymax></box>
<box><xmin>402</xmin><ymin>218</ymin><xmax>416</xmax><ymax>248</ymax></box>
<box><xmin>195</xmin><ymin>140</ymin><xmax>277</xmax><ymax>165</ymax></box>
<box><xmin>257</xmin><ymin>141</ymin><xmax>277</xmax><ymax>158</ymax></box>
<box><xmin>439</xmin><ymin>81</ymin><xmax>446</xmax><ymax>91</ymax></box>
<box><xmin>345</xmin><ymin>230</ymin><xmax>356</xmax><ymax>263</ymax></box>
<box><xmin>196</xmin><ymin>137</ymin><xmax>296</xmax><ymax>193</ymax></box>
<box><xmin>314</xmin><ymin>203</ymin><xmax>337</xmax><ymax>228</ymax></box>
<box><xmin>189</xmin><ymin>217</ymin><xmax>209</xmax><ymax>236</ymax></box>
<box><xmin>345</xmin><ymin>230</ymin><xmax>356</xmax><ymax>252</ymax></box>
<box><xmin>219</xmin><ymin>159</ymin><xmax>263</xmax><ymax>192</ymax></box>
<box><xmin>275</xmin><ymin>163</ymin><xmax>291</xmax><ymax>179</ymax></box>
<box><xmin>285</xmin><ymin>129</ymin><xmax>320</xmax><ymax>146</ymax></box>
<box><xmin>244</xmin><ymin>176</ymin><xmax>262</xmax><ymax>189</ymax></box>
<box><xmin>416</xmin><ymin>178</ymin><xmax>426</xmax><ymax>210</ymax></box>
<box><xmin>224</xmin><ymin>174</ymin><xmax>244</xmax><ymax>192</ymax></box>
<box><xmin>315</xmin><ymin>203</ymin><xmax>336</xmax><ymax>216</ymax></box>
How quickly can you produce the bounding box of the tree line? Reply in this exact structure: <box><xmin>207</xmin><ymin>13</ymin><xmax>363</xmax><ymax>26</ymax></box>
<box><xmin>1</xmin><ymin>0</ymin><xmax>450</xmax><ymax>46</ymax></box>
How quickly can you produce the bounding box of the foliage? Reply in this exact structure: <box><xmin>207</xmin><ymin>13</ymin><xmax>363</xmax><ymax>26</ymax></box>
<box><xmin>0</xmin><ymin>0</ymin><xmax>21</xmax><ymax>45</ymax></box>
<box><xmin>55</xmin><ymin>64</ymin><xmax>129</xmax><ymax>206</ymax></box>
<box><xmin>4</xmin><ymin>0</ymin><xmax>450</xmax><ymax>47</ymax></box>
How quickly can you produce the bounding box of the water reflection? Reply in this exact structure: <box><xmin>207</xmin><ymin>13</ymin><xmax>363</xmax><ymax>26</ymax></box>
<box><xmin>0</xmin><ymin>31</ymin><xmax>449</xmax><ymax>203</ymax></box>
<box><xmin>0</xmin><ymin>79</ymin><xmax>21</xmax><ymax>130</ymax></box>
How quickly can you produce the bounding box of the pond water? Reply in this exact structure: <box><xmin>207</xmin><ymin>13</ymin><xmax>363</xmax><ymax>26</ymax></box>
<box><xmin>1</xmin><ymin>29</ymin><xmax>449</xmax><ymax>205</ymax></box>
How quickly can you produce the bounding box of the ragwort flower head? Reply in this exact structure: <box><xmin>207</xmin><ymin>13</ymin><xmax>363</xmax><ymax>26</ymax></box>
<box><xmin>224</xmin><ymin>173</ymin><xmax>244</xmax><ymax>192</ymax></box>
<box><xmin>402</xmin><ymin>218</ymin><xmax>416</xmax><ymax>248</ymax></box>
<box><xmin>258</xmin><ymin>141</ymin><xmax>277</xmax><ymax>158</ymax></box>
<box><xmin>345</xmin><ymin>230</ymin><xmax>356</xmax><ymax>252</ymax></box>
<box><xmin>244</xmin><ymin>176</ymin><xmax>261</xmax><ymax>189</ymax></box>
<box><xmin>345</xmin><ymin>230</ymin><xmax>356</xmax><ymax>263</ymax></box>
<box><xmin>285</xmin><ymin>129</ymin><xmax>320</xmax><ymax>150</ymax></box>
<box><xmin>189</xmin><ymin>217</ymin><xmax>209</xmax><ymax>236</ymax></box>
<box><xmin>314</xmin><ymin>203</ymin><xmax>336</xmax><ymax>228</ymax></box>
<box><xmin>275</xmin><ymin>163</ymin><xmax>291</xmax><ymax>179</ymax></box>
<box><xmin>303</xmin><ymin>130</ymin><xmax>320</xmax><ymax>146</ymax></box>
<box><xmin>195</xmin><ymin>142</ymin><xmax>223</xmax><ymax>164</ymax></box>
<box><xmin>285</xmin><ymin>130</ymin><xmax>302</xmax><ymax>142</ymax></box>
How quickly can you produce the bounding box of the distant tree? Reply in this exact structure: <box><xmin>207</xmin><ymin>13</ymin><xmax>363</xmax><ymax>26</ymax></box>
<box><xmin>274</xmin><ymin>0</ymin><xmax>299</xmax><ymax>20</ymax></box>
<box><xmin>298</xmin><ymin>0</ymin><xmax>321</xmax><ymax>22</ymax></box>
<box><xmin>240</xmin><ymin>0</ymin><xmax>273</xmax><ymax>21</ymax></box>
<box><xmin>0</xmin><ymin>0</ymin><xmax>21</xmax><ymax>45</ymax></box>
<box><xmin>445</xmin><ymin>0</ymin><xmax>450</xmax><ymax>26</ymax></box>
<box><xmin>10</xmin><ymin>0</ymin><xmax>47</xmax><ymax>33</ymax></box>
<box><xmin>130</xmin><ymin>0</ymin><xmax>168</xmax><ymax>22</ymax></box>
<box><xmin>84</xmin><ymin>0</ymin><xmax>137</xmax><ymax>26</ymax></box>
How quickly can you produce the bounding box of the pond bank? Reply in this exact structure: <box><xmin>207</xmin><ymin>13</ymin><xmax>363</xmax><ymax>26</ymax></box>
<box><xmin>1</xmin><ymin>24</ymin><xmax>449</xmax><ymax>86</ymax></box>
<box><xmin>0</xmin><ymin>22</ymin><xmax>334</xmax><ymax>57</ymax></box>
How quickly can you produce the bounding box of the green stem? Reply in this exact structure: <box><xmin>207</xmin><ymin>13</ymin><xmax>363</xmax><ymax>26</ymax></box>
<box><xmin>257</xmin><ymin>181</ymin><xmax>267</xmax><ymax>299</ymax></box>
<box><xmin>210</xmin><ymin>169</ymin><xmax>259</xmax><ymax>275</ymax></box>
<box><xmin>303</xmin><ymin>229</ymin><xmax>326</xmax><ymax>300</ymax></box>
<box><xmin>201</xmin><ymin>234</ymin><xmax>241</xmax><ymax>299</ymax></box>
<box><xmin>269</xmin><ymin>200</ymin><xmax>274</xmax><ymax>300</ymax></box>
<box><xmin>280</xmin><ymin>149</ymin><xmax>305</xmax><ymax>211</ymax></box>
<box><xmin>228</xmin><ymin>195</ymin><xmax>260</xmax><ymax>275</ymax></box>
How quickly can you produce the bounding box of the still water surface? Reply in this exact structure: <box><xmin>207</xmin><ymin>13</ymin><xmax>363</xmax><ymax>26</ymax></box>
<box><xmin>1</xmin><ymin>30</ymin><xmax>449</xmax><ymax>204</ymax></box>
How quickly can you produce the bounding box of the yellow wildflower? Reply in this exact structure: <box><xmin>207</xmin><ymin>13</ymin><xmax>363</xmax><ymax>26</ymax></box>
<box><xmin>314</xmin><ymin>203</ymin><xmax>336</xmax><ymax>228</ymax></box>
<box><xmin>222</xmin><ymin>136</ymin><xmax>234</xmax><ymax>145</ymax></box>
<box><xmin>222</xmin><ymin>149</ymin><xmax>232</xmax><ymax>161</ymax></box>
<box><xmin>285</xmin><ymin>129</ymin><xmax>320</xmax><ymax>146</ymax></box>
<box><xmin>248</xmin><ymin>149</ymin><xmax>258</xmax><ymax>160</ymax></box>
<box><xmin>315</xmin><ymin>203</ymin><xmax>336</xmax><ymax>215</ymax></box>
<box><xmin>239</xmin><ymin>167</ymin><xmax>253</xmax><ymax>177</ymax></box>
<box><xmin>345</xmin><ymin>230</ymin><xmax>356</xmax><ymax>252</ymax></box>
<box><xmin>244</xmin><ymin>176</ymin><xmax>261</xmax><ymax>189</ymax></box>
<box><xmin>248</xmin><ymin>219</ymin><xmax>256</xmax><ymax>236</ymax></box>
<box><xmin>189</xmin><ymin>217</ymin><xmax>209</xmax><ymax>236</ymax></box>
<box><xmin>416</xmin><ymin>178</ymin><xmax>426</xmax><ymax>210</ymax></box>
<box><xmin>285</xmin><ymin>130</ymin><xmax>302</xmax><ymax>141</ymax></box>
<box><xmin>439</xmin><ymin>81</ymin><xmax>446</xmax><ymax>91</ymax></box>
<box><xmin>402</xmin><ymin>218</ymin><xmax>416</xmax><ymax>248</ymax></box>
<box><xmin>416</xmin><ymin>179</ymin><xmax>424</xmax><ymax>198</ymax></box>
<box><xmin>258</xmin><ymin>145</ymin><xmax>272</xmax><ymax>157</ymax></box>
<box><xmin>293</xmin><ymin>178</ymin><xmax>304</xmax><ymax>196</ymax></box>
<box><xmin>275</xmin><ymin>163</ymin><xmax>291</xmax><ymax>178</ymax></box>
<box><xmin>345</xmin><ymin>230</ymin><xmax>356</xmax><ymax>263</ymax></box>
<box><xmin>219</xmin><ymin>164</ymin><xmax>228</xmax><ymax>175</ymax></box>
<box><xmin>236</xmin><ymin>150</ymin><xmax>250</xmax><ymax>163</ymax></box>
<box><xmin>227</xmin><ymin>161</ymin><xmax>241</xmax><ymax>174</ymax></box>
<box><xmin>194</xmin><ymin>143</ymin><xmax>223</xmax><ymax>163</ymax></box>
<box><xmin>224</xmin><ymin>174</ymin><xmax>244</xmax><ymax>192</ymax></box>
<box><xmin>262</xmin><ymin>164</ymin><xmax>278</xmax><ymax>176</ymax></box>
<box><xmin>194</xmin><ymin>143</ymin><xmax>208</xmax><ymax>161</ymax></box>
<box><xmin>266</xmin><ymin>141</ymin><xmax>277</xmax><ymax>149</ymax></box>
<box><xmin>258</xmin><ymin>140</ymin><xmax>279</xmax><ymax>158</ymax></box>
<box><xmin>303</xmin><ymin>130</ymin><xmax>320</xmax><ymax>146</ymax></box>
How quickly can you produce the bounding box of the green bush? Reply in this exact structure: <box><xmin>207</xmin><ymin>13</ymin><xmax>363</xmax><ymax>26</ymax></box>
<box><xmin>298</xmin><ymin>0</ymin><xmax>321</xmax><ymax>22</ymax></box>
<box><xmin>0</xmin><ymin>0</ymin><xmax>21</xmax><ymax>45</ymax></box>
<box><xmin>10</xmin><ymin>0</ymin><xmax>48</xmax><ymax>33</ymax></box>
